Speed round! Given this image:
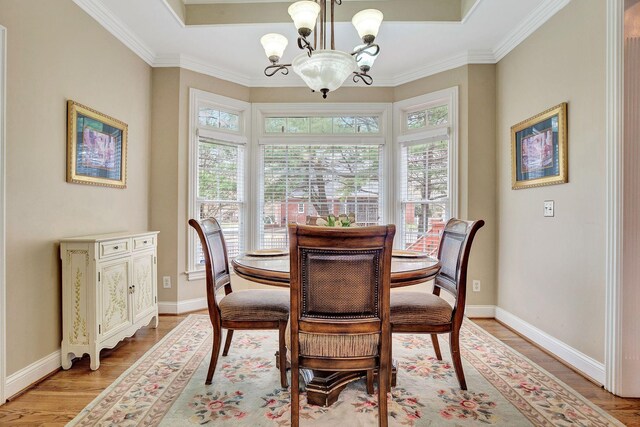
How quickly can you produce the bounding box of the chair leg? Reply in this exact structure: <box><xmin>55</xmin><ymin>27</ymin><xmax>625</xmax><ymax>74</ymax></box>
<box><xmin>449</xmin><ymin>329</ymin><xmax>467</xmax><ymax>390</ymax></box>
<box><xmin>291</xmin><ymin>357</ymin><xmax>300</xmax><ymax>427</ymax></box>
<box><xmin>378</xmin><ymin>361</ymin><xmax>389</xmax><ymax>427</ymax></box>
<box><xmin>388</xmin><ymin>341</ymin><xmax>394</xmax><ymax>388</ymax></box>
<box><xmin>222</xmin><ymin>329</ymin><xmax>234</xmax><ymax>356</ymax></box>
<box><xmin>206</xmin><ymin>324</ymin><xmax>222</xmax><ymax>385</ymax></box>
<box><xmin>431</xmin><ymin>334</ymin><xmax>442</xmax><ymax>360</ymax></box>
<box><xmin>366</xmin><ymin>370</ymin><xmax>374</xmax><ymax>395</ymax></box>
<box><xmin>278</xmin><ymin>322</ymin><xmax>288</xmax><ymax>388</ymax></box>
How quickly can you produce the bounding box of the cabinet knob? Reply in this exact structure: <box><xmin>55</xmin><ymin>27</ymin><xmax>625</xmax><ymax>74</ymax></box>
<box><xmin>143</xmin><ymin>240</ymin><xmax>148</xmax><ymax>244</ymax></box>
<box><xmin>114</xmin><ymin>246</ymin><xmax>119</xmax><ymax>250</ymax></box>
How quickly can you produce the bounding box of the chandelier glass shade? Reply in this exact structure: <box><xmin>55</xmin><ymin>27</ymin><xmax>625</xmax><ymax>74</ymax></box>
<box><xmin>292</xmin><ymin>50</ymin><xmax>357</xmax><ymax>95</ymax></box>
<box><xmin>260</xmin><ymin>0</ymin><xmax>383</xmax><ymax>99</ymax></box>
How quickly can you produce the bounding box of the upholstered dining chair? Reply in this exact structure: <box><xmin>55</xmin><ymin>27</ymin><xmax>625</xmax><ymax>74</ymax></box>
<box><xmin>189</xmin><ymin>218</ymin><xmax>289</xmax><ymax>388</ymax></box>
<box><xmin>288</xmin><ymin>224</ymin><xmax>396</xmax><ymax>427</ymax></box>
<box><xmin>390</xmin><ymin>218</ymin><xmax>484</xmax><ymax>390</ymax></box>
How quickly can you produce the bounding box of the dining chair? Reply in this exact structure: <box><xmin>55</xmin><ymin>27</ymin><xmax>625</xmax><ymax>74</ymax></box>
<box><xmin>189</xmin><ymin>218</ymin><xmax>289</xmax><ymax>387</ymax></box>
<box><xmin>288</xmin><ymin>224</ymin><xmax>395</xmax><ymax>427</ymax></box>
<box><xmin>390</xmin><ymin>218</ymin><xmax>484</xmax><ymax>390</ymax></box>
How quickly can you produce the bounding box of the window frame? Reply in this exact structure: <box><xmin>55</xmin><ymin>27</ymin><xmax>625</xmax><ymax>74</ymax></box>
<box><xmin>187</xmin><ymin>89</ymin><xmax>251</xmax><ymax>280</ymax></box>
<box><xmin>252</xmin><ymin>103</ymin><xmax>393</xmax><ymax>251</ymax></box>
<box><xmin>393</xmin><ymin>87</ymin><xmax>459</xmax><ymax>251</ymax></box>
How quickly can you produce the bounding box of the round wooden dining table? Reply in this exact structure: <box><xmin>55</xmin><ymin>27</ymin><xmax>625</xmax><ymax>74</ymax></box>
<box><xmin>231</xmin><ymin>252</ymin><xmax>441</xmax><ymax>288</ymax></box>
<box><xmin>231</xmin><ymin>252</ymin><xmax>441</xmax><ymax>407</ymax></box>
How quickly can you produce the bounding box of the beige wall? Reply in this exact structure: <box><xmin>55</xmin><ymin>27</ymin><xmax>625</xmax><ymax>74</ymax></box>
<box><xmin>394</xmin><ymin>64</ymin><xmax>498</xmax><ymax>306</ymax></box>
<box><xmin>496</xmin><ymin>0</ymin><xmax>606</xmax><ymax>361</ymax></box>
<box><xmin>250</xmin><ymin>87</ymin><xmax>394</xmax><ymax>103</ymax></box>
<box><xmin>0</xmin><ymin>0</ymin><xmax>152</xmax><ymax>374</ymax></box>
<box><xmin>151</xmin><ymin>68</ymin><xmax>180</xmax><ymax>303</ymax></box>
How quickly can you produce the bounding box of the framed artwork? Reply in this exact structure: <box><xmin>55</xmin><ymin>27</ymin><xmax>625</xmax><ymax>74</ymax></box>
<box><xmin>67</xmin><ymin>100</ymin><xmax>127</xmax><ymax>188</ymax></box>
<box><xmin>511</xmin><ymin>103</ymin><xmax>567</xmax><ymax>189</ymax></box>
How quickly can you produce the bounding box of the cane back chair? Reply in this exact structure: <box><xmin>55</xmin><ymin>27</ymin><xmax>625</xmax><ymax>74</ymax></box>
<box><xmin>189</xmin><ymin>218</ymin><xmax>289</xmax><ymax>387</ymax></box>
<box><xmin>390</xmin><ymin>218</ymin><xmax>484</xmax><ymax>390</ymax></box>
<box><xmin>288</xmin><ymin>224</ymin><xmax>396</xmax><ymax>427</ymax></box>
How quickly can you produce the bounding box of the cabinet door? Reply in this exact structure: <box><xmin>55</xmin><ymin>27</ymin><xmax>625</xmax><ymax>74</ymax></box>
<box><xmin>132</xmin><ymin>251</ymin><xmax>156</xmax><ymax>322</ymax></box>
<box><xmin>99</xmin><ymin>258</ymin><xmax>132</xmax><ymax>339</ymax></box>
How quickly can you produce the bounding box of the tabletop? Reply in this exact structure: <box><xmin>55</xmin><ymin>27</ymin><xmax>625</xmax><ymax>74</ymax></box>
<box><xmin>232</xmin><ymin>252</ymin><xmax>440</xmax><ymax>288</ymax></box>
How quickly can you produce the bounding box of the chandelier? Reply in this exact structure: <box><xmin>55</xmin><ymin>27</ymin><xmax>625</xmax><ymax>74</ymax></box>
<box><xmin>260</xmin><ymin>1</ymin><xmax>383</xmax><ymax>99</ymax></box>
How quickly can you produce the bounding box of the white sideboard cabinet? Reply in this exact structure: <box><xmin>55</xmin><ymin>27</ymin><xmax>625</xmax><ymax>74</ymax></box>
<box><xmin>60</xmin><ymin>231</ymin><xmax>159</xmax><ymax>370</ymax></box>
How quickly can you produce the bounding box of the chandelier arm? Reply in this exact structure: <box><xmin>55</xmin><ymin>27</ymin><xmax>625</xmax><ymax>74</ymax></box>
<box><xmin>264</xmin><ymin>63</ymin><xmax>291</xmax><ymax>77</ymax></box>
<box><xmin>353</xmin><ymin>72</ymin><xmax>374</xmax><ymax>86</ymax></box>
<box><xmin>297</xmin><ymin>37</ymin><xmax>314</xmax><ymax>57</ymax></box>
<box><xmin>352</xmin><ymin>44</ymin><xmax>380</xmax><ymax>62</ymax></box>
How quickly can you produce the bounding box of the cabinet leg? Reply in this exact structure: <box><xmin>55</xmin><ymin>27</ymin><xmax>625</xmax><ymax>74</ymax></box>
<box><xmin>90</xmin><ymin>348</ymin><xmax>101</xmax><ymax>370</ymax></box>
<box><xmin>61</xmin><ymin>351</ymin><xmax>74</xmax><ymax>370</ymax></box>
<box><xmin>154</xmin><ymin>313</ymin><xmax>159</xmax><ymax>329</ymax></box>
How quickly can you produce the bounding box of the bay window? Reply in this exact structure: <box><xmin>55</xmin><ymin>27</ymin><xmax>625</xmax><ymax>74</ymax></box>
<box><xmin>188</xmin><ymin>90</ymin><xmax>457</xmax><ymax>277</ymax></box>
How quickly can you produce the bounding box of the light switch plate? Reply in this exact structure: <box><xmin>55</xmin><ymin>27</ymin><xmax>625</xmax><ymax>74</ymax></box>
<box><xmin>544</xmin><ymin>200</ymin><xmax>554</xmax><ymax>217</ymax></box>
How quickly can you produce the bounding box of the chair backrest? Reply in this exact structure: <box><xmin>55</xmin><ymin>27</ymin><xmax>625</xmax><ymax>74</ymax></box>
<box><xmin>189</xmin><ymin>218</ymin><xmax>232</xmax><ymax>317</ymax></box>
<box><xmin>288</xmin><ymin>224</ymin><xmax>395</xmax><ymax>343</ymax></box>
<box><xmin>434</xmin><ymin>218</ymin><xmax>484</xmax><ymax>321</ymax></box>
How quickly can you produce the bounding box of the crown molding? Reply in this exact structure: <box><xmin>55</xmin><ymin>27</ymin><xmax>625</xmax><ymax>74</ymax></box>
<box><xmin>72</xmin><ymin>0</ymin><xmax>155</xmax><ymax>65</ymax></box>
<box><xmin>390</xmin><ymin>50</ymin><xmax>495</xmax><ymax>86</ymax></box>
<box><xmin>75</xmin><ymin>0</ymin><xmax>569</xmax><ymax>88</ymax></box>
<box><xmin>493</xmin><ymin>0</ymin><xmax>571</xmax><ymax>62</ymax></box>
<box><xmin>154</xmin><ymin>54</ymin><xmax>253</xmax><ymax>87</ymax></box>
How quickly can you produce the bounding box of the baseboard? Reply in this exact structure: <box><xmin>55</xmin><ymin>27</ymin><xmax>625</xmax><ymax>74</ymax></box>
<box><xmin>495</xmin><ymin>307</ymin><xmax>606</xmax><ymax>385</ymax></box>
<box><xmin>5</xmin><ymin>350</ymin><xmax>61</xmax><ymax>399</ymax></box>
<box><xmin>466</xmin><ymin>305</ymin><xmax>496</xmax><ymax>318</ymax></box>
<box><xmin>158</xmin><ymin>297</ymin><xmax>207</xmax><ymax>315</ymax></box>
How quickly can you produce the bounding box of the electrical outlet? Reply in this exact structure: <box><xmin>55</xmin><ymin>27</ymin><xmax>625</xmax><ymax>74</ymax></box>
<box><xmin>472</xmin><ymin>280</ymin><xmax>481</xmax><ymax>292</ymax></box>
<box><xmin>544</xmin><ymin>200</ymin><xmax>554</xmax><ymax>217</ymax></box>
<box><xmin>162</xmin><ymin>276</ymin><xmax>171</xmax><ymax>289</ymax></box>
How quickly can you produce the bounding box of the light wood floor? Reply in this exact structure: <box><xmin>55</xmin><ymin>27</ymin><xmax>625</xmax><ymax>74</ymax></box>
<box><xmin>0</xmin><ymin>314</ymin><xmax>637</xmax><ymax>426</ymax></box>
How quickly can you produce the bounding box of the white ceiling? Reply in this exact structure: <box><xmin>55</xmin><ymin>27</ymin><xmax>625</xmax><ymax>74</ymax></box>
<box><xmin>74</xmin><ymin>0</ymin><xmax>571</xmax><ymax>87</ymax></box>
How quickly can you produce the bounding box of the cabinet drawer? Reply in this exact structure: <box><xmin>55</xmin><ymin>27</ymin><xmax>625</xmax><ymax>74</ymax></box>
<box><xmin>99</xmin><ymin>239</ymin><xmax>130</xmax><ymax>258</ymax></box>
<box><xmin>133</xmin><ymin>235</ymin><xmax>156</xmax><ymax>251</ymax></box>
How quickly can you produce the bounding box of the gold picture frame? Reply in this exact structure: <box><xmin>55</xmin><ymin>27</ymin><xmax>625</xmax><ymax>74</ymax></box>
<box><xmin>511</xmin><ymin>103</ymin><xmax>567</xmax><ymax>190</ymax></box>
<box><xmin>67</xmin><ymin>100</ymin><xmax>128</xmax><ymax>188</ymax></box>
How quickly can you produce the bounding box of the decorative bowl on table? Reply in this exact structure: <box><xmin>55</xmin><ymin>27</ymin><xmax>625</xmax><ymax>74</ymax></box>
<box><xmin>307</xmin><ymin>213</ymin><xmax>357</xmax><ymax>227</ymax></box>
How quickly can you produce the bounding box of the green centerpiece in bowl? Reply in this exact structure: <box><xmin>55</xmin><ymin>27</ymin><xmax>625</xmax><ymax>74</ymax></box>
<box><xmin>317</xmin><ymin>213</ymin><xmax>356</xmax><ymax>227</ymax></box>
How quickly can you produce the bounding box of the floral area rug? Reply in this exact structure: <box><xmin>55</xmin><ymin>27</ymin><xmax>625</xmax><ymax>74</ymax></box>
<box><xmin>68</xmin><ymin>314</ymin><xmax>623</xmax><ymax>426</ymax></box>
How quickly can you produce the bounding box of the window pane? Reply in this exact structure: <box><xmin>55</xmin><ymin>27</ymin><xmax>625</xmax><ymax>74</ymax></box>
<box><xmin>400</xmin><ymin>138</ymin><xmax>450</xmax><ymax>254</ymax></box>
<box><xmin>403</xmin><ymin>140</ymin><xmax>449</xmax><ymax>202</ymax></box>
<box><xmin>261</xmin><ymin>144</ymin><xmax>382</xmax><ymax>249</ymax></box>
<box><xmin>265</xmin><ymin>118</ymin><xmax>286</xmax><ymax>133</ymax></box>
<box><xmin>310</xmin><ymin>117</ymin><xmax>333</xmax><ymax>134</ymax></box>
<box><xmin>333</xmin><ymin>117</ymin><xmax>356</xmax><ymax>133</ymax></box>
<box><xmin>219</xmin><ymin>111</ymin><xmax>240</xmax><ymax>131</ymax></box>
<box><xmin>198</xmin><ymin>141</ymin><xmax>239</xmax><ymax>201</ymax></box>
<box><xmin>407</xmin><ymin>111</ymin><xmax>426</xmax><ymax>129</ymax></box>
<box><xmin>196</xmin><ymin>139</ymin><xmax>244</xmax><ymax>261</ymax></box>
<box><xmin>264</xmin><ymin>115</ymin><xmax>380</xmax><ymax>135</ymax></box>
<box><xmin>401</xmin><ymin>202</ymin><xmax>447</xmax><ymax>256</ymax></box>
<box><xmin>286</xmin><ymin>117</ymin><xmax>309</xmax><ymax>133</ymax></box>
<box><xmin>196</xmin><ymin>202</ymin><xmax>243</xmax><ymax>262</ymax></box>
<box><xmin>198</xmin><ymin>108</ymin><xmax>219</xmax><ymax>128</ymax></box>
<box><xmin>357</xmin><ymin>117</ymin><xmax>380</xmax><ymax>133</ymax></box>
<box><xmin>199</xmin><ymin>107</ymin><xmax>240</xmax><ymax>131</ymax></box>
<box><xmin>427</xmin><ymin>105</ymin><xmax>448</xmax><ymax>126</ymax></box>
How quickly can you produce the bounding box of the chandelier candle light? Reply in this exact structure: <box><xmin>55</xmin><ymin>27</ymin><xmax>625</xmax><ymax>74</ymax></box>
<box><xmin>260</xmin><ymin>0</ymin><xmax>383</xmax><ymax>99</ymax></box>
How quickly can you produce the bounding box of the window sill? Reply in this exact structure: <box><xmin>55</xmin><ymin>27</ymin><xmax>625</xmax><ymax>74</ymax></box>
<box><xmin>186</xmin><ymin>269</ymin><xmax>206</xmax><ymax>281</ymax></box>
